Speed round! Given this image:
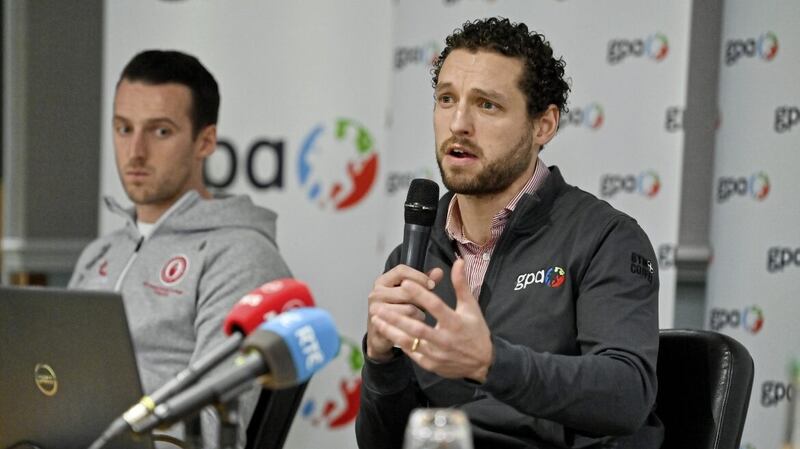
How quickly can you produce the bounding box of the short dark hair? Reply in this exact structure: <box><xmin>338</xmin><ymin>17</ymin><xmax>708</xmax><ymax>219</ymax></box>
<box><xmin>118</xmin><ymin>50</ymin><xmax>220</xmax><ymax>137</ymax></box>
<box><xmin>432</xmin><ymin>17</ymin><xmax>570</xmax><ymax>118</ymax></box>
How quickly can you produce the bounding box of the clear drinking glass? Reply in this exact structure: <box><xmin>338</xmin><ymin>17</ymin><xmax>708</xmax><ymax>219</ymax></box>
<box><xmin>403</xmin><ymin>408</ymin><xmax>473</xmax><ymax>449</ymax></box>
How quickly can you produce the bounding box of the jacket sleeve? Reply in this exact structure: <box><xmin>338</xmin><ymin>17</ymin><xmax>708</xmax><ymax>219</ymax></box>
<box><xmin>356</xmin><ymin>339</ymin><xmax>424</xmax><ymax>449</ymax></box>
<box><xmin>68</xmin><ymin>238</ymin><xmax>114</xmax><ymax>289</ymax></box>
<box><xmin>194</xmin><ymin>230</ymin><xmax>292</xmax><ymax>448</ymax></box>
<box><xmin>480</xmin><ymin>215</ymin><xmax>660</xmax><ymax>439</ymax></box>
<box><xmin>356</xmin><ymin>247</ymin><xmax>427</xmax><ymax>449</ymax></box>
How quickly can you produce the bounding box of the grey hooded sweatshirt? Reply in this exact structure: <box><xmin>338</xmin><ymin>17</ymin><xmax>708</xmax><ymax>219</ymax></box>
<box><xmin>70</xmin><ymin>190</ymin><xmax>292</xmax><ymax>447</ymax></box>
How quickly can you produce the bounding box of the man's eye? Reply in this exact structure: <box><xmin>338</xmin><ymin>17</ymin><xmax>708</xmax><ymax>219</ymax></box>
<box><xmin>480</xmin><ymin>101</ymin><xmax>496</xmax><ymax>110</ymax></box>
<box><xmin>154</xmin><ymin>128</ymin><xmax>172</xmax><ymax>137</ymax></box>
<box><xmin>438</xmin><ymin>95</ymin><xmax>454</xmax><ymax>104</ymax></box>
<box><xmin>116</xmin><ymin>125</ymin><xmax>131</xmax><ymax>135</ymax></box>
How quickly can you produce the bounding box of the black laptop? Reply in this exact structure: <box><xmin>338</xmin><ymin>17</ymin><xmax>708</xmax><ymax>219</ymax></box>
<box><xmin>0</xmin><ymin>286</ymin><xmax>154</xmax><ymax>449</ymax></box>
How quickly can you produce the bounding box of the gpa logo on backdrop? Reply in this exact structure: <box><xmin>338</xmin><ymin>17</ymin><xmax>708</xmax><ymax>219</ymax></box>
<box><xmin>297</xmin><ymin>118</ymin><xmax>379</xmax><ymax>211</ymax></box>
<box><xmin>600</xmin><ymin>171</ymin><xmax>661</xmax><ymax>198</ymax></box>
<box><xmin>708</xmin><ymin>306</ymin><xmax>764</xmax><ymax>333</ymax></box>
<box><xmin>394</xmin><ymin>42</ymin><xmax>441</xmax><ymax>70</ymax></box>
<box><xmin>725</xmin><ymin>32</ymin><xmax>779</xmax><ymax>66</ymax></box>
<box><xmin>443</xmin><ymin>0</ymin><xmax>499</xmax><ymax>4</ymax></box>
<box><xmin>204</xmin><ymin>117</ymin><xmax>377</xmax><ymax>213</ymax></box>
<box><xmin>205</xmin><ymin>138</ymin><xmax>286</xmax><ymax>190</ymax></box>
<box><xmin>559</xmin><ymin>103</ymin><xmax>604</xmax><ymax>130</ymax></box>
<box><xmin>657</xmin><ymin>243</ymin><xmax>676</xmax><ymax>270</ymax></box>
<box><xmin>716</xmin><ymin>172</ymin><xmax>770</xmax><ymax>203</ymax></box>
<box><xmin>761</xmin><ymin>380</ymin><xmax>794</xmax><ymax>407</ymax></box>
<box><xmin>767</xmin><ymin>246</ymin><xmax>800</xmax><ymax>273</ymax></box>
<box><xmin>301</xmin><ymin>338</ymin><xmax>363</xmax><ymax>429</ymax></box>
<box><xmin>775</xmin><ymin>106</ymin><xmax>800</xmax><ymax>133</ymax></box>
<box><xmin>607</xmin><ymin>33</ymin><xmax>669</xmax><ymax>64</ymax></box>
<box><xmin>386</xmin><ymin>168</ymin><xmax>437</xmax><ymax>195</ymax></box>
<box><xmin>665</xmin><ymin>107</ymin><xmax>684</xmax><ymax>132</ymax></box>
<box><xmin>514</xmin><ymin>267</ymin><xmax>566</xmax><ymax>290</ymax></box>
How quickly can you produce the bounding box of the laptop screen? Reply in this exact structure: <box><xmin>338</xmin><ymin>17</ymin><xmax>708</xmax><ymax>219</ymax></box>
<box><xmin>0</xmin><ymin>286</ymin><xmax>153</xmax><ymax>449</ymax></box>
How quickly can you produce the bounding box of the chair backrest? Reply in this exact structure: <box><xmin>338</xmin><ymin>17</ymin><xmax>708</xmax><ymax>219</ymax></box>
<box><xmin>245</xmin><ymin>383</ymin><xmax>308</xmax><ymax>449</ymax></box>
<box><xmin>656</xmin><ymin>329</ymin><xmax>754</xmax><ymax>449</ymax></box>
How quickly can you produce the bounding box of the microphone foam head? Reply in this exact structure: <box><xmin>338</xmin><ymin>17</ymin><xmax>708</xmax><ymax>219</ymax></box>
<box><xmin>246</xmin><ymin>307</ymin><xmax>340</xmax><ymax>388</ymax></box>
<box><xmin>223</xmin><ymin>278</ymin><xmax>315</xmax><ymax>336</ymax></box>
<box><xmin>404</xmin><ymin>179</ymin><xmax>439</xmax><ymax>226</ymax></box>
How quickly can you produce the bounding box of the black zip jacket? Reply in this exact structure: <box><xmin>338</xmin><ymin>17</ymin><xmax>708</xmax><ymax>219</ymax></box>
<box><xmin>356</xmin><ymin>166</ymin><xmax>664</xmax><ymax>449</ymax></box>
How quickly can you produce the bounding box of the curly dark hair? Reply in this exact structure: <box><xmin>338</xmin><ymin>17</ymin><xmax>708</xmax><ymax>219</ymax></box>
<box><xmin>432</xmin><ymin>17</ymin><xmax>570</xmax><ymax>118</ymax></box>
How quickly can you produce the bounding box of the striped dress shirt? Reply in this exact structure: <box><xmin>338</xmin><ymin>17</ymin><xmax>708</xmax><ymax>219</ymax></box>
<box><xmin>444</xmin><ymin>159</ymin><xmax>549</xmax><ymax>299</ymax></box>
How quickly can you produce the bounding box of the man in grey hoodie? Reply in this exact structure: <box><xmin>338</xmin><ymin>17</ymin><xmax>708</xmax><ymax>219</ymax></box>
<box><xmin>70</xmin><ymin>50</ymin><xmax>291</xmax><ymax>448</ymax></box>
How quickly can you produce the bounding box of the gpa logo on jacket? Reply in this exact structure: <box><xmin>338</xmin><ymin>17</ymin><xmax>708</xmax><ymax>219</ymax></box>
<box><xmin>514</xmin><ymin>267</ymin><xmax>566</xmax><ymax>290</ymax></box>
<box><xmin>160</xmin><ymin>255</ymin><xmax>189</xmax><ymax>286</ymax></box>
<box><xmin>607</xmin><ymin>33</ymin><xmax>669</xmax><ymax>64</ymax></box>
<box><xmin>725</xmin><ymin>32</ymin><xmax>778</xmax><ymax>66</ymax></box>
<box><xmin>297</xmin><ymin>118</ymin><xmax>379</xmax><ymax>211</ymax></box>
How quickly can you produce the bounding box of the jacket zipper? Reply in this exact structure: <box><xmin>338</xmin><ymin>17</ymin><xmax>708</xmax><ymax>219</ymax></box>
<box><xmin>109</xmin><ymin>192</ymin><xmax>195</xmax><ymax>292</ymax></box>
<box><xmin>114</xmin><ymin>236</ymin><xmax>144</xmax><ymax>292</ymax></box>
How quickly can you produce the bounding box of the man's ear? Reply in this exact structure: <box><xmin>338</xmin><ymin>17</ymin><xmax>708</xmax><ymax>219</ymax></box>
<box><xmin>194</xmin><ymin>124</ymin><xmax>217</xmax><ymax>160</ymax></box>
<box><xmin>533</xmin><ymin>104</ymin><xmax>560</xmax><ymax>147</ymax></box>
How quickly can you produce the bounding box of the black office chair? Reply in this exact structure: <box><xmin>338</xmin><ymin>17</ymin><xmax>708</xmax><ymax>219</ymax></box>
<box><xmin>656</xmin><ymin>329</ymin><xmax>754</xmax><ymax>449</ymax></box>
<box><xmin>245</xmin><ymin>383</ymin><xmax>308</xmax><ymax>449</ymax></box>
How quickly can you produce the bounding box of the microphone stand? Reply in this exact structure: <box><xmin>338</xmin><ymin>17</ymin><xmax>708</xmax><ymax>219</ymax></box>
<box><xmin>215</xmin><ymin>398</ymin><xmax>240</xmax><ymax>449</ymax></box>
<box><xmin>184</xmin><ymin>414</ymin><xmax>204</xmax><ymax>449</ymax></box>
<box><xmin>212</xmin><ymin>380</ymin><xmax>253</xmax><ymax>449</ymax></box>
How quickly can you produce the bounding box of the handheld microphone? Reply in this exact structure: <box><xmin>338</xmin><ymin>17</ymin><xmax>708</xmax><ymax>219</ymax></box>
<box><xmin>401</xmin><ymin>179</ymin><xmax>439</xmax><ymax>271</ymax></box>
<box><xmin>89</xmin><ymin>279</ymin><xmax>313</xmax><ymax>449</ymax></box>
<box><xmin>130</xmin><ymin>307</ymin><xmax>340</xmax><ymax>435</ymax></box>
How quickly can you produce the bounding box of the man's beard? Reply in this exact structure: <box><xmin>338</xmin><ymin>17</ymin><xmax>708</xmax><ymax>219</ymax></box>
<box><xmin>436</xmin><ymin>131</ymin><xmax>534</xmax><ymax>196</ymax></box>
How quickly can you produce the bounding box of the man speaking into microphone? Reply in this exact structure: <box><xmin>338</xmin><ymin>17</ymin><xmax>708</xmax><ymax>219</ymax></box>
<box><xmin>357</xmin><ymin>18</ymin><xmax>662</xmax><ymax>449</ymax></box>
<box><xmin>69</xmin><ymin>50</ymin><xmax>292</xmax><ymax>448</ymax></box>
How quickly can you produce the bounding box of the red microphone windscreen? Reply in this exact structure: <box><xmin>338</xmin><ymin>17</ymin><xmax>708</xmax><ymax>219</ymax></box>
<box><xmin>222</xmin><ymin>278</ymin><xmax>315</xmax><ymax>335</ymax></box>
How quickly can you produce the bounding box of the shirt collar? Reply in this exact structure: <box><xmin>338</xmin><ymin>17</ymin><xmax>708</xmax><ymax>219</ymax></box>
<box><xmin>445</xmin><ymin>158</ymin><xmax>549</xmax><ymax>243</ymax></box>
